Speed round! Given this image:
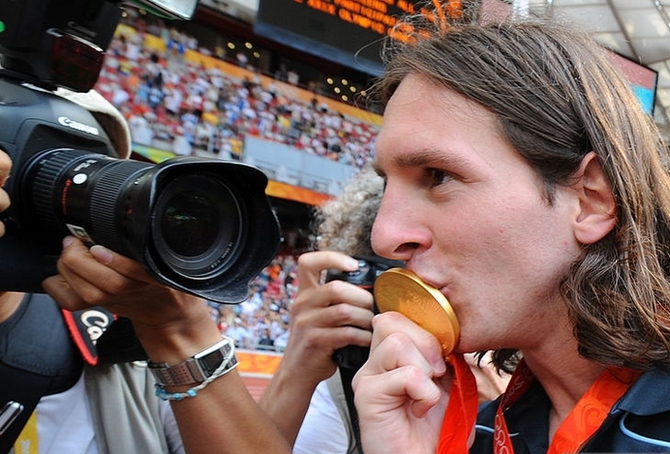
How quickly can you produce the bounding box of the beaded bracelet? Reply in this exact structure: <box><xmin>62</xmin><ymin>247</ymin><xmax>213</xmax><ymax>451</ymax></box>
<box><xmin>154</xmin><ymin>344</ymin><xmax>239</xmax><ymax>401</ymax></box>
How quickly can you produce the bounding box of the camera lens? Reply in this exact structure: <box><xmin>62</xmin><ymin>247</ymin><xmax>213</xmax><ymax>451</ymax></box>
<box><xmin>152</xmin><ymin>173</ymin><xmax>244</xmax><ymax>280</ymax></box>
<box><xmin>14</xmin><ymin>146</ymin><xmax>279</xmax><ymax>303</ymax></box>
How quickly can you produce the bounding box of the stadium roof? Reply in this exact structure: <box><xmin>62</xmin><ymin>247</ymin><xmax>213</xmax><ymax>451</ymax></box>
<box><xmin>526</xmin><ymin>0</ymin><xmax>670</xmax><ymax>139</ymax></box>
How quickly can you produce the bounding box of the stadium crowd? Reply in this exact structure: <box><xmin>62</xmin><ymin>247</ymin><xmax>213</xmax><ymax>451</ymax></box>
<box><xmin>207</xmin><ymin>254</ymin><xmax>299</xmax><ymax>352</ymax></box>
<box><xmin>94</xmin><ymin>13</ymin><xmax>380</xmax><ymax>170</ymax></box>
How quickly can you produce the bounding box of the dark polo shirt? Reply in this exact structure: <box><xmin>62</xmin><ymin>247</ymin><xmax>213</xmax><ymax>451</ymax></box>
<box><xmin>471</xmin><ymin>368</ymin><xmax>670</xmax><ymax>453</ymax></box>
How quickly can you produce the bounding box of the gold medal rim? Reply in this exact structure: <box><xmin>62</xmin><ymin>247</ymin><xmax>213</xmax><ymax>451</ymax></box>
<box><xmin>374</xmin><ymin>268</ymin><xmax>460</xmax><ymax>357</ymax></box>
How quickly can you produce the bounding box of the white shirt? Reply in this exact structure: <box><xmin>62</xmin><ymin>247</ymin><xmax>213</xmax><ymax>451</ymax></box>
<box><xmin>294</xmin><ymin>380</ymin><xmax>348</xmax><ymax>454</ymax></box>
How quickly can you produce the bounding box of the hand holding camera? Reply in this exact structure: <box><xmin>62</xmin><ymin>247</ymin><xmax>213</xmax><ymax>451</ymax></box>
<box><xmin>42</xmin><ymin>236</ymin><xmax>214</xmax><ymax>347</ymax></box>
<box><xmin>324</xmin><ymin>255</ymin><xmax>403</xmax><ymax>369</ymax></box>
<box><xmin>258</xmin><ymin>250</ymin><xmax>379</xmax><ymax>445</ymax></box>
<box><xmin>282</xmin><ymin>251</ymin><xmax>377</xmax><ymax>380</ymax></box>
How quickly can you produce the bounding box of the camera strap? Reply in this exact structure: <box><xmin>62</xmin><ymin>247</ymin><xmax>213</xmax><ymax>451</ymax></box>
<box><xmin>0</xmin><ymin>293</ymin><xmax>83</xmax><ymax>452</ymax></box>
<box><xmin>338</xmin><ymin>366</ymin><xmax>364</xmax><ymax>454</ymax></box>
<box><xmin>0</xmin><ymin>293</ymin><xmax>147</xmax><ymax>452</ymax></box>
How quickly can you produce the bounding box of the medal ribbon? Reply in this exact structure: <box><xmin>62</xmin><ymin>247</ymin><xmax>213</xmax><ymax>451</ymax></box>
<box><xmin>438</xmin><ymin>357</ymin><xmax>641</xmax><ymax>454</ymax></box>
<box><xmin>493</xmin><ymin>360</ymin><xmax>642</xmax><ymax>454</ymax></box>
<box><xmin>437</xmin><ymin>353</ymin><xmax>479</xmax><ymax>452</ymax></box>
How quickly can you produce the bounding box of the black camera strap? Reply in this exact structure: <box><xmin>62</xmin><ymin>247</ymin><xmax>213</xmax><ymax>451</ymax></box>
<box><xmin>0</xmin><ymin>293</ymin><xmax>146</xmax><ymax>452</ymax></box>
<box><xmin>338</xmin><ymin>366</ymin><xmax>364</xmax><ymax>454</ymax></box>
<box><xmin>0</xmin><ymin>293</ymin><xmax>83</xmax><ymax>453</ymax></box>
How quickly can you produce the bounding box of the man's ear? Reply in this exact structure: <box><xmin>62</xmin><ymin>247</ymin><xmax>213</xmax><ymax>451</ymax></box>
<box><xmin>573</xmin><ymin>151</ymin><xmax>617</xmax><ymax>244</ymax></box>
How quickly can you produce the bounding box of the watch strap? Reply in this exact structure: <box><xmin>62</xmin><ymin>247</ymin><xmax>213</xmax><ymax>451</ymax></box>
<box><xmin>148</xmin><ymin>336</ymin><xmax>235</xmax><ymax>387</ymax></box>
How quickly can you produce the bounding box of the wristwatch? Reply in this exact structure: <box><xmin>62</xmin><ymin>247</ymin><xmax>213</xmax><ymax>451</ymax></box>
<box><xmin>148</xmin><ymin>336</ymin><xmax>236</xmax><ymax>387</ymax></box>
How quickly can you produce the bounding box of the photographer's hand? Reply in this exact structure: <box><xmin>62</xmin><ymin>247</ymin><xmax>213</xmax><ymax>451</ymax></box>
<box><xmin>43</xmin><ymin>236</ymin><xmax>291</xmax><ymax>454</ymax></box>
<box><xmin>352</xmin><ymin>311</ymin><xmax>452</xmax><ymax>454</ymax></box>
<box><xmin>259</xmin><ymin>250</ymin><xmax>375</xmax><ymax>445</ymax></box>
<box><xmin>0</xmin><ymin>149</ymin><xmax>12</xmax><ymax>238</ymax></box>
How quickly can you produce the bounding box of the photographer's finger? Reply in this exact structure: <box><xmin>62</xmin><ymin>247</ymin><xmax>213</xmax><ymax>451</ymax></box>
<box><xmin>324</xmin><ymin>279</ymin><xmax>374</xmax><ymax>310</ymax></box>
<box><xmin>0</xmin><ymin>150</ymin><xmax>12</xmax><ymax>237</ymax></box>
<box><xmin>42</xmin><ymin>272</ymin><xmax>99</xmax><ymax>312</ymax></box>
<box><xmin>306</xmin><ymin>304</ymin><xmax>374</xmax><ymax>351</ymax></box>
<box><xmin>317</xmin><ymin>300</ymin><xmax>375</xmax><ymax>334</ymax></box>
<box><xmin>292</xmin><ymin>268</ymin><xmax>373</xmax><ymax>313</ymax></box>
<box><xmin>0</xmin><ymin>191</ymin><xmax>9</xmax><ymax>237</ymax></box>
<box><xmin>48</xmin><ymin>241</ymin><xmax>118</xmax><ymax>305</ymax></box>
<box><xmin>297</xmin><ymin>250</ymin><xmax>359</xmax><ymax>287</ymax></box>
<box><xmin>56</xmin><ymin>238</ymin><xmax>147</xmax><ymax>297</ymax></box>
<box><xmin>89</xmin><ymin>244</ymin><xmax>155</xmax><ymax>283</ymax></box>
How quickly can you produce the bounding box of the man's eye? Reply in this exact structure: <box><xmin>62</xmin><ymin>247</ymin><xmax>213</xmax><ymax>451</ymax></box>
<box><xmin>429</xmin><ymin>169</ymin><xmax>451</xmax><ymax>187</ymax></box>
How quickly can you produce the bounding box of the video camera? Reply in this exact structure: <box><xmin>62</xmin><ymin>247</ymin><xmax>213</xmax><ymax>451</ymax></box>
<box><xmin>0</xmin><ymin>0</ymin><xmax>282</xmax><ymax>304</ymax></box>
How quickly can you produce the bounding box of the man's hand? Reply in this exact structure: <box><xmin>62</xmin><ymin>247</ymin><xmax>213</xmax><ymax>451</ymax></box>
<box><xmin>42</xmin><ymin>236</ymin><xmax>215</xmax><ymax>361</ymax></box>
<box><xmin>352</xmin><ymin>311</ymin><xmax>451</xmax><ymax>454</ymax></box>
<box><xmin>259</xmin><ymin>250</ymin><xmax>375</xmax><ymax>445</ymax></box>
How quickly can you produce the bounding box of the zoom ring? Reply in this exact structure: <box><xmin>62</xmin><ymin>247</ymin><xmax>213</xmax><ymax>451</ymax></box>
<box><xmin>88</xmin><ymin>160</ymin><xmax>150</xmax><ymax>254</ymax></box>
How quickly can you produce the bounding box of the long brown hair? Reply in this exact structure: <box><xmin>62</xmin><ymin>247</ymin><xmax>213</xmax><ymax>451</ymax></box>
<box><xmin>370</xmin><ymin>13</ymin><xmax>670</xmax><ymax>372</ymax></box>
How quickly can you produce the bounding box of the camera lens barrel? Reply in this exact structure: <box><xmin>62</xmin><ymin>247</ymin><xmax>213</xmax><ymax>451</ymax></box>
<box><xmin>26</xmin><ymin>148</ymin><xmax>151</xmax><ymax>253</ymax></box>
<box><xmin>18</xmin><ymin>148</ymin><xmax>280</xmax><ymax>303</ymax></box>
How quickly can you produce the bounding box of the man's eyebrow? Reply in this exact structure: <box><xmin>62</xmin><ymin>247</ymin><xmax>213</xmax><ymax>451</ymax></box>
<box><xmin>375</xmin><ymin>148</ymin><xmax>470</xmax><ymax>174</ymax></box>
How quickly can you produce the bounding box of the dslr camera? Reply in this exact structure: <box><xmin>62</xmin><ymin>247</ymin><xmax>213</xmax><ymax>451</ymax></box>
<box><xmin>325</xmin><ymin>256</ymin><xmax>403</xmax><ymax>370</ymax></box>
<box><xmin>0</xmin><ymin>0</ymin><xmax>281</xmax><ymax>303</ymax></box>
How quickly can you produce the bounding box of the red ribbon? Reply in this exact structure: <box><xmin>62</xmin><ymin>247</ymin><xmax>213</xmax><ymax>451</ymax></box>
<box><xmin>437</xmin><ymin>353</ymin><xmax>479</xmax><ymax>452</ymax></box>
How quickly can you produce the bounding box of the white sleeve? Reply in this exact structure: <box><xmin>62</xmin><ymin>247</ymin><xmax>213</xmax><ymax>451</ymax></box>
<box><xmin>293</xmin><ymin>380</ymin><xmax>348</xmax><ymax>454</ymax></box>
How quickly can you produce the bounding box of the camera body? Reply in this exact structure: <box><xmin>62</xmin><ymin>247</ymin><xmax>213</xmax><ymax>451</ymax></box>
<box><xmin>0</xmin><ymin>78</ymin><xmax>119</xmax><ymax>291</ymax></box>
<box><xmin>0</xmin><ymin>0</ymin><xmax>199</xmax><ymax>92</ymax></box>
<box><xmin>325</xmin><ymin>256</ymin><xmax>403</xmax><ymax>370</ymax></box>
<box><xmin>0</xmin><ymin>0</ymin><xmax>282</xmax><ymax>303</ymax></box>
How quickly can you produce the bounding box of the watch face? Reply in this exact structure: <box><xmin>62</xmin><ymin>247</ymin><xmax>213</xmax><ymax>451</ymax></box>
<box><xmin>195</xmin><ymin>342</ymin><xmax>231</xmax><ymax>376</ymax></box>
<box><xmin>150</xmin><ymin>338</ymin><xmax>235</xmax><ymax>386</ymax></box>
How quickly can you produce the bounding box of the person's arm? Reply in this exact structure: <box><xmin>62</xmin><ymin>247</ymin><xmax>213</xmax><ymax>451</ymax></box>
<box><xmin>42</xmin><ymin>237</ymin><xmax>291</xmax><ymax>454</ymax></box>
<box><xmin>259</xmin><ymin>250</ymin><xmax>374</xmax><ymax>445</ymax></box>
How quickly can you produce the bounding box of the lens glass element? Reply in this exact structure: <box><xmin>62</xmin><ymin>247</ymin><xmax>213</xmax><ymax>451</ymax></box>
<box><xmin>161</xmin><ymin>191</ymin><xmax>220</xmax><ymax>257</ymax></box>
<box><xmin>152</xmin><ymin>174</ymin><xmax>244</xmax><ymax>280</ymax></box>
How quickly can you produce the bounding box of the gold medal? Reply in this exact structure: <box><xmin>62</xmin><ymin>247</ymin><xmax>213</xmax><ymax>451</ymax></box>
<box><xmin>374</xmin><ymin>268</ymin><xmax>459</xmax><ymax>358</ymax></box>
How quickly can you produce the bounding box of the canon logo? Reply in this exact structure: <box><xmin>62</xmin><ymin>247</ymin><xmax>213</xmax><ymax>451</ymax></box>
<box><xmin>79</xmin><ymin>309</ymin><xmax>111</xmax><ymax>344</ymax></box>
<box><xmin>58</xmin><ymin>116</ymin><xmax>99</xmax><ymax>136</ymax></box>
